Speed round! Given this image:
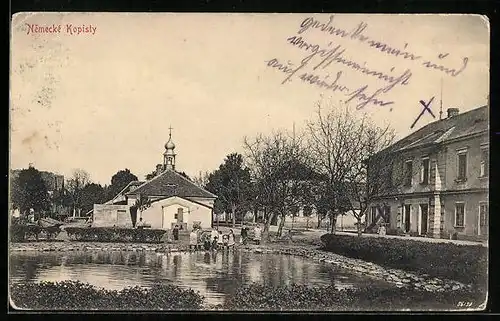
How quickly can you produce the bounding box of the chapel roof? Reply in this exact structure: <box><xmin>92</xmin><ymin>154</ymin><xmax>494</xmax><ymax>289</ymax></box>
<box><xmin>125</xmin><ymin>169</ymin><xmax>217</xmax><ymax>199</ymax></box>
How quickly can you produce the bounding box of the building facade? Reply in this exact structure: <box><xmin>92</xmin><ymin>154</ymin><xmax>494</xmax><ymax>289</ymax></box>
<box><xmin>366</xmin><ymin>106</ymin><xmax>489</xmax><ymax>241</ymax></box>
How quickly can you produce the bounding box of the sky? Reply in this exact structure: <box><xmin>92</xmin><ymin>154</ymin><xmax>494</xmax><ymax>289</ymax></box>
<box><xmin>10</xmin><ymin>13</ymin><xmax>489</xmax><ymax>185</ymax></box>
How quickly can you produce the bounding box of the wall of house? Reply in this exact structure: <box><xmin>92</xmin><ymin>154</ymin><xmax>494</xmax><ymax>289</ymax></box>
<box><xmin>443</xmin><ymin>134</ymin><xmax>489</xmax><ymax>191</ymax></box>
<box><xmin>92</xmin><ymin>204</ymin><xmax>132</xmax><ymax>227</ymax></box>
<box><xmin>140</xmin><ymin>196</ymin><xmax>212</xmax><ymax>230</ymax></box>
<box><xmin>390</xmin><ymin>145</ymin><xmax>439</xmax><ymax>195</ymax></box>
<box><xmin>189</xmin><ymin>204</ymin><xmax>212</xmax><ymax>229</ymax></box>
<box><xmin>441</xmin><ymin>192</ymin><xmax>488</xmax><ymax>241</ymax></box>
<box><xmin>368</xmin><ymin>195</ymin><xmax>437</xmax><ymax>235</ymax></box>
<box><xmin>127</xmin><ymin>196</ymin><xmax>137</xmax><ymax>206</ymax></box>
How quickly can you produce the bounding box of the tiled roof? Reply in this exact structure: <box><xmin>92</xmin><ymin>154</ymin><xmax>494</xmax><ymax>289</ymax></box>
<box><xmin>387</xmin><ymin>106</ymin><xmax>488</xmax><ymax>153</ymax></box>
<box><xmin>125</xmin><ymin>169</ymin><xmax>217</xmax><ymax>199</ymax></box>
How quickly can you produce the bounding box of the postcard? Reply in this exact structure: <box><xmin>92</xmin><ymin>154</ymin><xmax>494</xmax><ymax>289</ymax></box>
<box><xmin>9</xmin><ymin>12</ymin><xmax>489</xmax><ymax>311</ymax></box>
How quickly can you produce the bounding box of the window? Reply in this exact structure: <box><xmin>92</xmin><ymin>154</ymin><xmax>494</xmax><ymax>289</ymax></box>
<box><xmin>480</xmin><ymin>148</ymin><xmax>489</xmax><ymax>177</ymax></box>
<box><xmin>420</xmin><ymin>157</ymin><xmax>430</xmax><ymax>184</ymax></box>
<box><xmin>479</xmin><ymin>203</ymin><xmax>488</xmax><ymax>227</ymax></box>
<box><xmin>457</xmin><ymin>150</ymin><xmax>467</xmax><ymax>181</ymax></box>
<box><xmin>174</xmin><ymin>214</ymin><xmax>178</xmax><ymax>219</ymax></box>
<box><xmin>455</xmin><ymin>203</ymin><xmax>465</xmax><ymax>227</ymax></box>
<box><xmin>404</xmin><ymin>160</ymin><xmax>413</xmax><ymax>186</ymax></box>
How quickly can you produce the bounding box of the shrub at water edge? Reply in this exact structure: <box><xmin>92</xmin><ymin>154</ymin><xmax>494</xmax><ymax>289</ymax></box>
<box><xmin>10</xmin><ymin>224</ymin><xmax>61</xmax><ymax>242</ymax></box>
<box><xmin>223</xmin><ymin>283</ymin><xmax>485</xmax><ymax>311</ymax></box>
<box><xmin>64</xmin><ymin>227</ymin><xmax>166</xmax><ymax>243</ymax></box>
<box><xmin>319</xmin><ymin>234</ymin><xmax>488</xmax><ymax>287</ymax></box>
<box><xmin>10</xmin><ymin>280</ymin><xmax>204</xmax><ymax>310</ymax></box>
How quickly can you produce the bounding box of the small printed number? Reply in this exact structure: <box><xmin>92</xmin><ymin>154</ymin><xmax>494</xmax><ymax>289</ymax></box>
<box><xmin>457</xmin><ymin>301</ymin><xmax>473</xmax><ymax>307</ymax></box>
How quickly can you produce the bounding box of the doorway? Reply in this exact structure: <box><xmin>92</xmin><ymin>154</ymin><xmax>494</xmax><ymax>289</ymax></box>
<box><xmin>420</xmin><ymin>204</ymin><xmax>429</xmax><ymax>235</ymax></box>
<box><xmin>404</xmin><ymin>204</ymin><xmax>411</xmax><ymax>233</ymax></box>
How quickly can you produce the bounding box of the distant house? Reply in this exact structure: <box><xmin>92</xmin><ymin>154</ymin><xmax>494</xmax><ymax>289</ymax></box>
<box><xmin>366</xmin><ymin>106</ymin><xmax>489</xmax><ymax>241</ymax></box>
<box><xmin>92</xmin><ymin>130</ymin><xmax>217</xmax><ymax>230</ymax></box>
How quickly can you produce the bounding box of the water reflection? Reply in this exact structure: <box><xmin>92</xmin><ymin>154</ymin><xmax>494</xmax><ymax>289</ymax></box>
<box><xmin>10</xmin><ymin>249</ymin><xmax>394</xmax><ymax>306</ymax></box>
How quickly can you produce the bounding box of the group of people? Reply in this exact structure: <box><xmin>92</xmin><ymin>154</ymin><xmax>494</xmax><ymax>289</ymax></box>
<box><xmin>188</xmin><ymin>227</ymin><xmax>236</xmax><ymax>251</ymax></box>
<box><xmin>186</xmin><ymin>224</ymin><xmax>264</xmax><ymax>251</ymax></box>
<box><xmin>240</xmin><ymin>224</ymin><xmax>262</xmax><ymax>245</ymax></box>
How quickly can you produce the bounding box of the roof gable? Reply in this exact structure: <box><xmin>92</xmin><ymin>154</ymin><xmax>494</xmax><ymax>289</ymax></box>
<box><xmin>105</xmin><ymin>180</ymin><xmax>145</xmax><ymax>204</ymax></box>
<box><xmin>150</xmin><ymin>195</ymin><xmax>213</xmax><ymax>209</ymax></box>
<box><xmin>126</xmin><ymin>169</ymin><xmax>217</xmax><ymax>199</ymax></box>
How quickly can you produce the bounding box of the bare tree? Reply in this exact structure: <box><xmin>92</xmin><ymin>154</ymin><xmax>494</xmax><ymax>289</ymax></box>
<box><xmin>346</xmin><ymin>125</ymin><xmax>397</xmax><ymax>235</ymax></box>
<box><xmin>66</xmin><ymin>169</ymin><xmax>91</xmax><ymax>217</ymax></box>
<box><xmin>307</xmin><ymin>100</ymin><xmax>396</xmax><ymax>235</ymax></box>
<box><xmin>244</xmin><ymin>129</ymin><xmax>312</xmax><ymax>241</ymax></box>
<box><xmin>193</xmin><ymin>171</ymin><xmax>210</xmax><ymax>188</ymax></box>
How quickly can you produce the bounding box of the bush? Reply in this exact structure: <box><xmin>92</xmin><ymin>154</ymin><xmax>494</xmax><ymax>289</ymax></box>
<box><xmin>64</xmin><ymin>227</ymin><xmax>166</xmax><ymax>243</ymax></box>
<box><xmin>10</xmin><ymin>224</ymin><xmax>27</xmax><ymax>242</ymax></box>
<box><xmin>223</xmin><ymin>283</ymin><xmax>485</xmax><ymax>311</ymax></box>
<box><xmin>320</xmin><ymin>234</ymin><xmax>488</xmax><ymax>287</ymax></box>
<box><xmin>10</xmin><ymin>224</ymin><xmax>60</xmax><ymax>242</ymax></box>
<box><xmin>386</xmin><ymin>228</ymin><xmax>406</xmax><ymax>236</ymax></box>
<box><xmin>10</xmin><ymin>281</ymin><xmax>204</xmax><ymax>310</ymax></box>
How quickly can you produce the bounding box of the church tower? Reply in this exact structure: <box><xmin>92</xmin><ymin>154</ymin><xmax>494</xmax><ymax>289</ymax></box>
<box><xmin>163</xmin><ymin>126</ymin><xmax>176</xmax><ymax>170</ymax></box>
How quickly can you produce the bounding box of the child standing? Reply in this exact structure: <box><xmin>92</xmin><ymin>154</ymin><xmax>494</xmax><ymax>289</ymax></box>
<box><xmin>228</xmin><ymin>229</ymin><xmax>235</xmax><ymax>249</ymax></box>
<box><xmin>217</xmin><ymin>230</ymin><xmax>224</xmax><ymax>249</ymax></box>
<box><xmin>211</xmin><ymin>228</ymin><xmax>219</xmax><ymax>250</ymax></box>
<box><xmin>240</xmin><ymin>225</ymin><xmax>248</xmax><ymax>245</ymax></box>
<box><xmin>253</xmin><ymin>224</ymin><xmax>262</xmax><ymax>245</ymax></box>
<box><xmin>222</xmin><ymin>233</ymin><xmax>229</xmax><ymax>248</ymax></box>
<box><xmin>189</xmin><ymin>228</ymin><xmax>198</xmax><ymax>251</ymax></box>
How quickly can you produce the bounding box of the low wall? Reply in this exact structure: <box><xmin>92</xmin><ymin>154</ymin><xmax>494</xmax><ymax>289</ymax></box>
<box><xmin>93</xmin><ymin>204</ymin><xmax>132</xmax><ymax>228</ymax></box>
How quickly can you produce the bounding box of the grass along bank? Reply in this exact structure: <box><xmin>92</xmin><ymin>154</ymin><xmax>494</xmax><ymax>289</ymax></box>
<box><xmin>319</xmin><ymin>233</ymin><xmax>488</xmax><ymax>289</ymax></box>
<box><xmin>10</xmin><ymin>280</ymin><xmax>204</xmax><ymax>310</ymax></box>
<box><xmin>9</xmin><ymin>281</ymin><xmax>485</xmax><ymax>311</ymax></box>
<box><xmin>223</xmin><ymin>283</ymin><xmax>485</xmax><ymax>311</ymax></box>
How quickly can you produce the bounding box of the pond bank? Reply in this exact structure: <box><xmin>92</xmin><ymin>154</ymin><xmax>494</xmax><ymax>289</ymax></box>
<box><xmin>10</xmin><ymin>240</ymin><xmax>472</xmax><ymax>294</ymax></box>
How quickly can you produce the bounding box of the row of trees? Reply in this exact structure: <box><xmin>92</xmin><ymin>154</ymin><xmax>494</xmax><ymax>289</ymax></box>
<box><xmin>10</xmin><ymin>167</ymin><xmax>141</xmax><ymax>219</ymax></box>
<box><xmin>11</xmin><ymin>100</ymin><xmax>397</xmax><ymax>240</ymax></box>
<box><xmin>202</xmin><ymin>101</ymin><xmax>396</xmax><ymax>242</ymax></box>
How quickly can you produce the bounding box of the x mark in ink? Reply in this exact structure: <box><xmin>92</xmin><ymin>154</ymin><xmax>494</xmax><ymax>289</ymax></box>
<box><xmin>411</xmin><ymin>97</ymin><xmax>436</xmax><ymax>129</ymax></box>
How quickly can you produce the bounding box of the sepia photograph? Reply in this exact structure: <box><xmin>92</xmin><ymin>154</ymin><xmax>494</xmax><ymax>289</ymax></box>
<box><xmin>9</xmin><ymin>12</ymin><xmax>489</xmax><ymax>311</ymax></box>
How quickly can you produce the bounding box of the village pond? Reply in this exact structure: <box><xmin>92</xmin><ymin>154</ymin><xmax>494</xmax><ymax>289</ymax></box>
<box><xmin>10</xmin><ymin>248</ymin><xmax>397</xmax><ymax>307</ymax></box>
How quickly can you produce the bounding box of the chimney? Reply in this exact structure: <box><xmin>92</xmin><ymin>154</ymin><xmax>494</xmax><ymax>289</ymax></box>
<box><xmin>447</xmin><ymin>108</ymin><xmax>459</xmax><ymax>118</ymax></box>
<box><xmin>156</xmin><ymin>164</ymin><xmax>163</xmax><ymax>175</ymax></box>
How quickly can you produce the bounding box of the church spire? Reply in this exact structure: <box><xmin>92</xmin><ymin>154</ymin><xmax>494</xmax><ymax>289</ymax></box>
<box><xmin>163</xmin><ymin>126</ymin><xmax>176</xmax><ymax>170</ymax></box>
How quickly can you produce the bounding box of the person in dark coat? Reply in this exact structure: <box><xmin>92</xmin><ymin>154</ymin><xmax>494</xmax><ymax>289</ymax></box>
<box><xmin>240</xmin><ymin>225</ymin><xmax>248</xmax><ymax>245</ymax></box>
<box><xmin>173</xmin><ymin>225</ymin><xmax>179</xmax><ymax>241</ymax></box>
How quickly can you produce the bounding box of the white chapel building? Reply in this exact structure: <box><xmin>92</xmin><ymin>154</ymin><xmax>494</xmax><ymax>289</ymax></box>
<box><xmin>92</xmin><ymin>130</ymin><xmax>217</xmax><ymax>230</ymax></box>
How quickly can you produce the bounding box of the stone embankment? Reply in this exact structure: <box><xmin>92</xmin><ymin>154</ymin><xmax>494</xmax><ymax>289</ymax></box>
<box><xmin>244</xmin><ymin>246</ymin><xmax>471</xmax><ymax>293</ymax></box>
<box><xmin>10</xmin><ymin>242</ymin><xmax>470</xmax><ymax>293</ymax></box>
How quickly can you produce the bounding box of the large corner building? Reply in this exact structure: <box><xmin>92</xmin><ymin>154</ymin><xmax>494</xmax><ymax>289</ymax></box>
<box><xmin>366</xmin><ymin>106</ymin><xmax>489</xmax><ymax>241</ymax></box>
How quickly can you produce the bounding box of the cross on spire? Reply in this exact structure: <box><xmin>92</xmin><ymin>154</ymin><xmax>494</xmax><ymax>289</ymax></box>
<box><xmin>169</xmin><ymin>125</ymin><xmax>173</xmax><ymax>138</ymax></box>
